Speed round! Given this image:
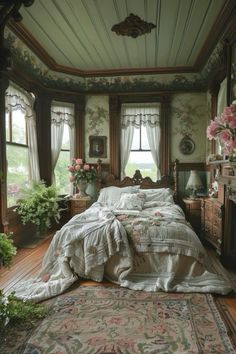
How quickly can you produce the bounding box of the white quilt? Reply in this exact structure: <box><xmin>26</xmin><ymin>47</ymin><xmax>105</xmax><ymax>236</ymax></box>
<box><xmin>11</xmin><ymin>202</ymin><xmax>232</xmax><ymax>302</ymax></box>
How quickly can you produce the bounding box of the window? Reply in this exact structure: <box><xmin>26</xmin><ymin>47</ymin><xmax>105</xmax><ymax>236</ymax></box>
<box><xmin>51</xmin><ymin>102</ymin><xmax>75</xmax><ymax>195</ymax></box>
<box><xmin>6</xmin><ymin>110</ymin><xmax>29</xmax><ymax>207</ymax></box>
<box><xmin>121</xmin><ymin>103</ymin><xmax>161</xmax><ymax>181</ymax></box>
<box><xmin>5</xmin><ymin>84</ymin><xmax>39</xmax><ymax>207</ymax></box>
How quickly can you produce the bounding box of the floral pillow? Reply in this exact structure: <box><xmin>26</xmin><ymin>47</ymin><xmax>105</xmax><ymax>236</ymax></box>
<box><xmin>115</xmin><ymin>192</ymin><xmax>146</xmax><ymax>211</ymax></box>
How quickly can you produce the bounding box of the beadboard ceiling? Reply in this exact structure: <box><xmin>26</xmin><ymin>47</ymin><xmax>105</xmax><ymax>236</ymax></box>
<box><xmin>8</xmin><ymin>0</ymin><xmax>230</xmax><ymax>76</ymax></box>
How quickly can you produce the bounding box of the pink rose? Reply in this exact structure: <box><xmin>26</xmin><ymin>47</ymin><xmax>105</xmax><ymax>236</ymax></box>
<box><xmin>219</xmin><ymin>129</ymin><xmax>232</xmax><ymax>143</ymax></box>
<box><xmin>69</xmin><ymin>176</ymin><xmax>75</xmax><ymax>182</ymax></box>
<box><xmin>68</xmin><ymin>166</ymin><xmax>74</xmax><ymax>172</ymax></box>
<box><xmin>206</xmin><ymin>120</ymin><xmax>221</xmax><ymax>139</ymax></box>
<box><xmin>76</xmin><ymin>158</ymin><xmax>83</xmax><ymax>164</ymax></box>
<box><xmin>75</xmin><ymin>165</ymin><xmax>81</xmax><ymax>170</ymax></box>
<box><xmin>84</xmin><ymin>164</ymin><xmax>90</xmax><ymax>171</ymax></box>
<box><xmin>228</xmin><ymin>117</ymin><xmax>236</xmax><ymax>129</ymax></box>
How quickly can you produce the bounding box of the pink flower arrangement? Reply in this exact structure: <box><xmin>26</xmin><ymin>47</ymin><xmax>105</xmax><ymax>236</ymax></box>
<box><xmin>207</xmin><ymin>104</ymin><xmax>236</xmax><ymax>157</ymax></box>
<box><xmin>67</xmin><ymin>158</ymin><xmax>97</xmax><ymax>184</ymax></box>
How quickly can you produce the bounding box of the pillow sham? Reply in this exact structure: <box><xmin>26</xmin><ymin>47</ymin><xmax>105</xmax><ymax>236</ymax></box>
<box><xmin>139</xmin><ymin>188</ymin><xmax>174</xmax><ymax>203</ymax></box>
<box><xmin>115</xmin><ymin>192</ymin><xmax>146</xmax><ymax>211</ymax></box>
<box><xmin>97</xmin><ymin>185</ymin><xmax>140</xmax><ymax>207</ymax></box>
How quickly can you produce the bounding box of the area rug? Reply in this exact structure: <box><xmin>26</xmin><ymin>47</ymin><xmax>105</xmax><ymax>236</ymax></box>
<box><xmin>0</xmin><ymin>286</ymin><xmax>235</xmax><ymax>354</ymax></box>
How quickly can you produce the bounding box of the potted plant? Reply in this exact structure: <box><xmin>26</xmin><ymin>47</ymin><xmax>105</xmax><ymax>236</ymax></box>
<box><xmin>14</xmin><ymin>181</ymin><xmax>61</xmax><ymax>235</ymax></box>
<box><xmin>0</xmin><ymin>233</ymin><xmax>17</xmax><ymax>268</ymax></box>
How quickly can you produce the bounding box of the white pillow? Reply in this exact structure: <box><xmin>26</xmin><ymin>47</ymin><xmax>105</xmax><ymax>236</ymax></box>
<box><xmin>115</xmin><ymin>192</ymin><xmax>146</xmax><ymax>211</ymax></box>
<box><xmin>139</xmin><ymin>188</ymin><xmax>174</xmax><ymax>203</ymax></box>
<box><xmin>97</xmin><ymin>185</ymin><xmax>140</xmax><ymax>207</ymax></box>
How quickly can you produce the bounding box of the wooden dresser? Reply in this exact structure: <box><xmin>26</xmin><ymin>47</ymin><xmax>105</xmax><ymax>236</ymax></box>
<box><xmin>201</xmin><ymin>198</ymin><xmax>224</xmax><ymax>255</ymax></box>
<box><xmin>204</xmin><ymin>160</ymin><xmax>236</xmax><ymax>268</ymax></box>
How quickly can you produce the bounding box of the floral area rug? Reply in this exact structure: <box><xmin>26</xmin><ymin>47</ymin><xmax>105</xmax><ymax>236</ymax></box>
<box><xmin>1</xmin><ymin>286</ymin><xmax>235</xmax><ymax>354</ymax></box>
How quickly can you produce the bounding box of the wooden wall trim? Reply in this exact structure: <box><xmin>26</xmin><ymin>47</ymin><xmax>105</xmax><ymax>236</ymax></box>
<box><xmin>0</xmin><ymin>74</ymin><xmax>9</xmax><ymax>233</ymax></box>
<box><xmin>160</xmin><ymin>96</ymin><xmax>170</xmax><ymax>177</ymax></box>
<box><xmin>35</xmin><ymin>91</ymin><xmax>52</xmax><ymax>185</ymax></box>
<box><xmin>109</xmin><ymin>95</ymin><xmax>120</xmax><ymax>178</ymax></box>
<box><xmin>75</xmin><ymin>97</ymin><xmax>86</xmax><ymax>159</ymax></box>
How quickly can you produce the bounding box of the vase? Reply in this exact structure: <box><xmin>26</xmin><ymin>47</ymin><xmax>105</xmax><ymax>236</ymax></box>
<box><xmin>228</xmin><ymin>153</ymin><xmax>236</xmax><ymax>162</ymax></box>
<box><xmin>76</xmin><ymin>179</ymin><xmax>88</xmax><ymax>198</ymax></box>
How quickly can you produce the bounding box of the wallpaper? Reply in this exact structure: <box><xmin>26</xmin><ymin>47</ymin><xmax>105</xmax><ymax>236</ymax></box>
<box><xmin>171</xmin><ymin>93</ymin><xmax>207</xmax><ymax>163</ymax></box>
<box><xmin>84</xmin><ymin>96</ymin><xmax>110</xmax><ymax>164</ymax></box>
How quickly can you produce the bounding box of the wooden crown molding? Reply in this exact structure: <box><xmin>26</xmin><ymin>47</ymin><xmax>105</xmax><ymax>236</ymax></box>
<box><xmin>7</xmin><ymin>20</ymin><xmax>197</xmax><ymax>78</ymax></box>
<box><xmin>7</xmin><ymin>0</ymin><xmax>236</xmax><ymax>78</ymax></box>
<box><xmin>195</xmin><ymin>0</ymin><xmax>236</xmax><ymax>71</ymax></box>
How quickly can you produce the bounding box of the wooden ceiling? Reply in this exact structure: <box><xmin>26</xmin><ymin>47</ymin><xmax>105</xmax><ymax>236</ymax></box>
<box><xmin>7</xmin><ymin>0</ymin><xmax>234</xmax><ymax>76</ymax></box>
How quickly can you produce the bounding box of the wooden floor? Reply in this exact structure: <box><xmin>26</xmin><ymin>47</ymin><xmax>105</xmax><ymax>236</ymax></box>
<box><xmin>1</xmin><ymin>235</ymin><xmax>236</xmax><ymax>346</ymax></box>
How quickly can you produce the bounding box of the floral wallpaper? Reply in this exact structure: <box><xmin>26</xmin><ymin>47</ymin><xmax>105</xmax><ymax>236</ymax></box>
<box><xmin>171</xmin><ymin>93</ymin><xmax>208</xmax><ymax>162</ymax></box>
<box><xmin>84</xmin><ymin>96</ymin><xmax>109</xmax><ymax>164</ymax></box>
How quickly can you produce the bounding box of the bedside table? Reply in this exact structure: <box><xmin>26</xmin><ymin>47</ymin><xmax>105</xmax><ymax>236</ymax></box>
<box><xmin>70</xmin><ymin>196</ymin><xmax>92</xmax><ymax>217</ymax></box>
<box><xmin>182</xmin><ymin>198</ymin><xmax>201</xmax><ymax>235</ymax></box>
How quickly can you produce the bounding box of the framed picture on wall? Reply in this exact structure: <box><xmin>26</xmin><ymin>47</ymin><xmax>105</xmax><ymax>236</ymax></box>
<box><xmin>89</xmin><ymin>136</ymin><xmax>107</xmax><ymax>158</ymax></box>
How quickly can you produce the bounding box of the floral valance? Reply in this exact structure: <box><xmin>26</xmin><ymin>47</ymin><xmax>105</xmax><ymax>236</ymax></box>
<box><xmin>121</xmin><ymin>104</ymin><xmax>160</xmax><ymax>128</ymax></box>
<box><xmin>51</xmin><ymin>102</ymin><xmax>75</xmax><ymax>127</ymax></box>
<box><xmin>5</xmin><ymin>82</ymin><xmax>35</xmax><ymax>120</ymax></box>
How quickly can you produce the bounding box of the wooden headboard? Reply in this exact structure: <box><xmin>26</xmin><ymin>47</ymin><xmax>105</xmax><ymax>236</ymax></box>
<box><xmin>96</xmin><ymin>159</ymin><xmax>179</xmax><ymax>202</ymax></box>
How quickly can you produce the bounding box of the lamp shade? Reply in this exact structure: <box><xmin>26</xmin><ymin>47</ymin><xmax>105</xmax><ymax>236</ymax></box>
<box><xmin>186</xmin><ymin>170</ymin><xmax>203</xmax><ymax>198</ymax></box>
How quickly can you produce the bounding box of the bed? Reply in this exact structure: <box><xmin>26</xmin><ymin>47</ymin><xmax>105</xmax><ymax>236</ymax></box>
<box><xmin>12</xmin><ymin>163</ymin><xmax>232</xmax><ymax>302</ymax></box>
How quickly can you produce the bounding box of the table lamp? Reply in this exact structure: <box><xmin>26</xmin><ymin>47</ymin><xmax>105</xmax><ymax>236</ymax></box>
<box><xmin>186</xmin><ymin>170</ymin><xmax>203</xmax><ymax>199</ymax></box>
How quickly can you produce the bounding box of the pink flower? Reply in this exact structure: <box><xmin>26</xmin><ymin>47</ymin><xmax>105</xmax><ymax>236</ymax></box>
<box><xmin>206</xmin><ymin>120</ymin><xmax>221</xmax><ymax>139</ymax></box>
<box><xmin>219</xmin><ymin>129</ymin><xmax>232</xmax><ymax>143</ymax></box>
<box><xmin>69</xmin><ymin>175</ymin><xmax>75</xmax><ymax>182</ymax></box>
<box><xmin>68</xmin><ymin>166</ymin><xmax>74</xmax><ymax>172</ymax></box>
<box><xmin>207</xmin><ymin>105</ymin><xmax>236</xmax><ymax>156</ymax></box>
<box><xmin>83</xmin><ymin>164</ymin><xmax>90</xmax><ymax>171</ymax></box>
<box><xmin>229</xmin><ymin>117</ymin><xmax>236</xmax><ymax>129</ymax></box>
<box><xmin>75</xmin><ymin>165</ymin><xmax>81</xmax><ymax>171</ymax></box>
<box><xmin>76</xmin><ymin>158</ymin><xmax>83</xmax><ymax>164</ymax></box>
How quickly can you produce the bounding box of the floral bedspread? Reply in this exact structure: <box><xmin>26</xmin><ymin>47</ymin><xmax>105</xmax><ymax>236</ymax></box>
<box><xmin>11</xmin><ymin>202</ymin><xmax>232</xmax><ymax>302</ymax></box>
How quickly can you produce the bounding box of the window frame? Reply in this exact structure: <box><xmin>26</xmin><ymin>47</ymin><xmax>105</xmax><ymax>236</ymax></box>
<box><xmin>109</xmin><ymin>94</ymin><xmax>170</xmax><ymax>179</ymax></box>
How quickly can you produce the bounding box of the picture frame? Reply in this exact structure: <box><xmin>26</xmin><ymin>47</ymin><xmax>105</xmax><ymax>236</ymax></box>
<box><xmin>89</xmin><ymin>135</ymin><xmax>107</xmax><ymax>158</ymax></box>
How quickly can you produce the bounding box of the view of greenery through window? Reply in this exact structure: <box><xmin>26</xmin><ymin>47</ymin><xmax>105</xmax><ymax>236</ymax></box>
<box><xmin>6</xmin><ymin>109</ymin><xmax>29</xmax><ymax>207</ymax></box>
<box><xmin>54</xmin><ymin>124</ymin><xmax>71</xmax><ymax>195</ymax></box>
<box><xmin>125</xmin><ymin>151</ymin><xmax>157</xmax><ymax>181</ymax></box>
<box><xmin>125</xmin><ymin>126</ymin><xmax>157</xmax><ymax>181</ymax></box>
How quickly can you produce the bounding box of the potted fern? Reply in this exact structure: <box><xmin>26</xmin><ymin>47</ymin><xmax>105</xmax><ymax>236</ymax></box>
<box><xmin>14</xmin><ymin>181</ymin><xmax>61</xmax><ymax>235</ymax></box>
<box><xmin>0</xmin><ymin>233</ymin><xmax>17</xmax><ymax>268</ymax></box>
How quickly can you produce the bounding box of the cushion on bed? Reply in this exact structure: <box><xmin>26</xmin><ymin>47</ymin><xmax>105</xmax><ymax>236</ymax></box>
<box><xmin>115</xmin><ymin>192</ymin><xmax>146</xmax><ymax>211</ymax></box>
<box><xmin>139</xmin><ymin>188</ymin><xmax>174</xmax><ymax>203</ymax></box>
<box><xmin>98</xmin><ymin>185</ymin><xmax>140</xmax><ymax>207</ymax></box>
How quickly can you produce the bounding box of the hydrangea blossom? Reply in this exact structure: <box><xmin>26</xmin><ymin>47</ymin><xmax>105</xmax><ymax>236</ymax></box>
<box><xmin>207</xmin><ymin>104</ymin><xmax>236</xmax><ymax>156</ymax></box>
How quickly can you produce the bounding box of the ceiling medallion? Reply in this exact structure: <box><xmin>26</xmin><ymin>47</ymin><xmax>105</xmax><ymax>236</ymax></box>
<box><xmin>111</xmin><ymin>13</ymin><xmax>156</xmax><ymax>39</ymax></box>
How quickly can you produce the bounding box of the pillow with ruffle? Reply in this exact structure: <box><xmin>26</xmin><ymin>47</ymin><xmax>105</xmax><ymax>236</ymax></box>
<box><xmin>139</xmin><ymin>188</ymin><xmax>174</xmax><ymax>203</ymax></box>
<box><xmin>97</xmin><ymin>185</ymin><xmax>140</xmax><ymax>207</ymax></box>
<box><xmin>115</xmin><ymin>192</ymin><xmax>146</xmax><ymax>211</ymax></box>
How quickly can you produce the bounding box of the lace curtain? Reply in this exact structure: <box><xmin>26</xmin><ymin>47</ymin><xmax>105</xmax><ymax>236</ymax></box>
<box><xmin>51</xmin><ymin>102</ymin><xmax>75</xmax><ymax>187</ymax></box>
<box><xmin>5</xmin><ymin>82</ymin><xmax>40</xmax><ymax>182</ymax></box>
<box><xmin>120</xmin><ymin>104</ymin><xmax>161</xmax><ymax>180</ymax></box>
